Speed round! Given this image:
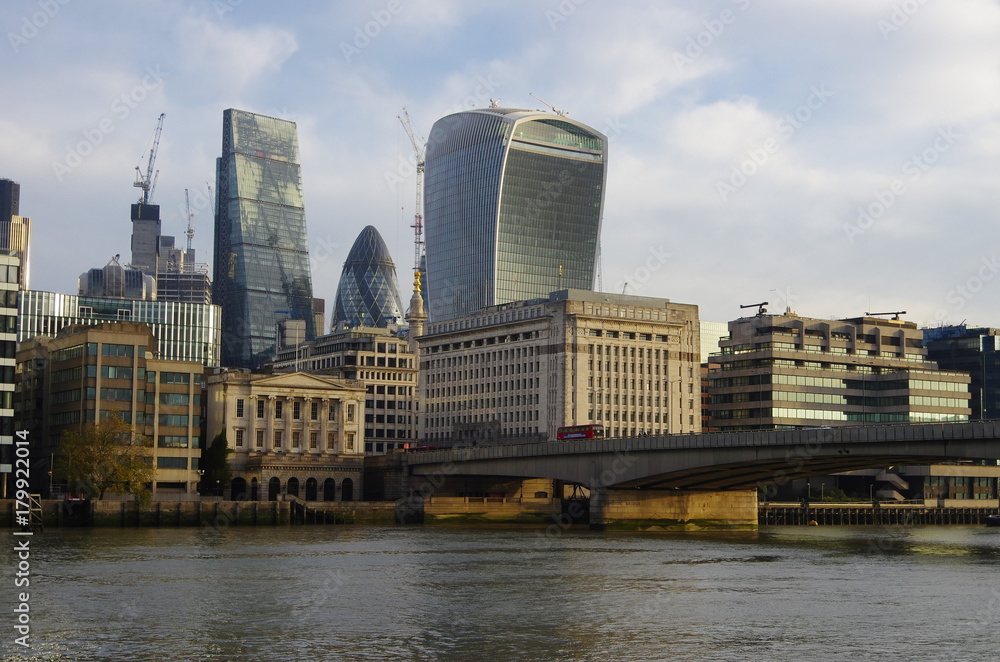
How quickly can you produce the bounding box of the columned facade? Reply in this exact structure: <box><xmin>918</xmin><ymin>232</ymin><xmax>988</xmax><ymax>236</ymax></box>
<box><xmin>205</xmin><ymin>370</ymin><xmax>365</xmax><ymax>500</ymax></box>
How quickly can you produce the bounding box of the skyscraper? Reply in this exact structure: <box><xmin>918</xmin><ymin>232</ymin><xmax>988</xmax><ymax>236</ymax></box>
<box><xmin>332</xmin><ymin>225</ymin><xmax>403</xmax><ymax>328</ymax></box>
<box><xmin>213</xmin><ymin>109</ymin><xmax>315</xmax><ymax>368</ymax></box>
<box><xmin>0</xmin><ymin>178</ymin><xmax>30</xmax><ymax>289</ymax></box>
<box><xmin>423</xmin><ymin>107</ymin><xmax>607</xmax><ymax>321</ymax></box>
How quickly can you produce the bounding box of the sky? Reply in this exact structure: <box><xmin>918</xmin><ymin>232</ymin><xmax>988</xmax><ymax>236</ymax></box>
<box><xmin>1</xmin><ymin>0</ymin><xmax>998</xmax><ymax>331</ymax></box>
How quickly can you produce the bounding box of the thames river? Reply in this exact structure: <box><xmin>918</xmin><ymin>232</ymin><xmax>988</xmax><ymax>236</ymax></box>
<box><xmin>1</xmin><ymin>523</ymin><xmax>999</xmax><ymax>661</ymax></box>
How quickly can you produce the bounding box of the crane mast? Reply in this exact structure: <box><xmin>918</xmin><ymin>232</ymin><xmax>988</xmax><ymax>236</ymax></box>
<box><xmin>184</xmin><ymin>188</ymin><xmax>194</xmax><ymax>252</ymax></box>
<box><xmin>397</xmin><ymin>108</ymin><xmax>426</xmax><ymax>276</ymax></box>
<box><xmin>134</xmin><ymin>113</ymin><xmax>165</xmax><ymax>204</ymax></box>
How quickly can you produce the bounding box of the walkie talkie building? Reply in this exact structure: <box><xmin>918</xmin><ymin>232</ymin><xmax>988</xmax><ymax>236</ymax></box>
<box><xmin>423</xmin><ymin>107</ymin><xmax>607</xmax><ymax>322</ymax></box>
<box><xmin>213</xmin><ymin>109</ymin><xmax>315</xmax><ymax>368</ymax></box>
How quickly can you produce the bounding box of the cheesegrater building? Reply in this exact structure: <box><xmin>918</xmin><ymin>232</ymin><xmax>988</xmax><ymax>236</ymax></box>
<box><xmin>423</xmin><ymin>106</ymin><xmax>607</xmax><ymax>322</ymax></box>
<box><xmin>213</xmin><ymin>109</ymin><xmax>315</xmax><ymax>368</ymax></box>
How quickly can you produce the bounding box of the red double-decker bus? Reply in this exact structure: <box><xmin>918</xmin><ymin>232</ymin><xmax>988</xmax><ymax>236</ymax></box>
<box><xmin>556</xmin><ymin>424</ymin><xmax>606</xmax><ymax>441</ymax></box>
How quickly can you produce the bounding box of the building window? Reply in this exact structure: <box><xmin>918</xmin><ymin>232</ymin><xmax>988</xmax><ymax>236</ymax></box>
<box><xmin>293</xmin><ymin>401</ymin><xmax>301</xmax><ymax>420</ymax></box>
<box><xmin>256</xmin><ymin>399</ymin><xmax>265</xmax><ymax>419</ymax></box>
<box><xmin>311</xmin><ymin>401</ymin><xmax>319</xmax><ymax>420</ymax></box>
<box><xmin>328</xmin><ymin>404</ymin><xmax>336</xmax><ymax>421</ymax></box>
<box><xmin>327</xmin><ymin>432</ymin><xmax>335</xmax><ymax>450</ymax></box>
<box><xmin>256</xmin><ymin>430</ymin><xmax>264</xmax><ymax>448</ymax></box>
<box><xmin>292</xmin><ymin>431</ymin><xmax>301</xmax><ymax>449</ymax></box>
<box><xmin>347</xmin><ymin>404</ymin><xmax>355</xmax><ymax>422</ymax></box>
<box><xmin>275</xmin><ymin>401</ymin><xmax>283</xmax><ymax>419</ymax></box>
<box><xmin>309</xmin><ymin>431</ymin><xmax>318</xmax><ymax>449</ymax></box>
<box><xmin>236</xmin><ymin>399</ymin><xmax>245</xmax><ymax>418</ymax></box>
<box><xmin>235</xmin><ymin>429</ymin><xmax>245</xmax><ymax>447</ymax></box>
<box><xmin>346</xmin><ymin>432</ymin><xmax>355</xmax><ymax>450</ymax></box>
<box><xmin>273</xmin><ymin>430</ymin><xmax>282</xmax><ymax>449</ymax></box>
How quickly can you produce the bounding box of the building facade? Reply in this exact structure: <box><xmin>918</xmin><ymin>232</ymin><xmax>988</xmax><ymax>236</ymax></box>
<box><xmin>0</xmin><ymin>178</ymin><xmax>30</xmax><ymax>290</ymax></box>
<box><xmin>213</xmin><ymin>109</ymin><xmax>315</xmax><ymax>368</ymax></box>
<box><xmin>332</xmin><ymin>225</ymin><xmax>404</xmax><ymax>329</ymax></box>
<box><xmin>0</xmin><ymin>253</ymin><xmax>18</xmax><ymax>497</ymax></box>
<box><xmin>271</xmin><ymin>324</ymin><xmax>419</xmax><ymax>455</ymax></box>
<box><xmin>15</xmin><ymin>322</ymin><xmax>206</xmax><ymax>498</ymax></box>
<box><xmin>18</xmin><ymin>290</ymin><xmax>222</xmax><ymax>365</ymax></box>
<box><xmin>423</xmin><ymin>107</ymin><xmax>607</xmax><ymax>321</ymax></box>
<box><xmin>418</xmin><ymin>289</ymin><xmax>701</xmax><ymax>444</ymax></box>
<box><xmin>924</xmin><ymin>325</ymin><xmax>1000</xmax><ymax>420</ymax></box>
<box><xmin>78</xmin><ymin>256</ymin><xmax>156</xmax><ymax>300</ymax></box>
<box><xmin>706</xmin><ymin>313</ymin><xmax>972</xmax><ymax>430</ymax></box>
<box><xmin>205</xmin><ymin>370</ymin><xmax>365</xmax><ymax>501</ymax></box>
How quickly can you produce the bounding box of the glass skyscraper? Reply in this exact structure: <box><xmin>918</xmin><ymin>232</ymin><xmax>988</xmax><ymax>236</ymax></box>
<box><xmin>423</xmin><ymin>107</ymin><xmax>607</xmax><ymax>321</ymax></box>
<box><xmin>332</xmin><ymin>225</ymin><xmax>403</xmax><ymax>328</ymax></box>
<box><xmin>213</xmin><ymin>109</ymin><xmax>315</xmax><ymax>368</ymax></box>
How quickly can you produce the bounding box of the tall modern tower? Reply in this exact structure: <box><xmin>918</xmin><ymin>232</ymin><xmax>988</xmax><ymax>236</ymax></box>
<box><xmin>213</xmin><ymin>109</ymin><xmax>315</xmax><ymax>368</ymax></box>
<box><xmin>0</xmin><ymin>178</ymin><xmax>30</xmax><ymax>289</ymax></box>
<box><xmin>332</xmin><ymin>225</ymin><xmax>404</xmax><ymax>328</ymax></box>
<box><xmin>423</xmin><ymin>107</ymin><xmax>607</xmax><ymax>321</ymax></box>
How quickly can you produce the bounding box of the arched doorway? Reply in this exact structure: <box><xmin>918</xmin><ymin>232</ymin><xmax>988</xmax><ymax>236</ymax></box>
<box><xmin>250</xmin><ymin>478</ymin><xmax>258</xmax><ymax>501</ymax></box>
<box><xmin>305</xmin><ymin>478</ymin><xmax>318</xmax><ymax>502</ymax></box>
<box><xmin>342</xmin><ymin>478</ymin><xmax>354</xmax><ymax>502</ymax></box>
<box><xmin>287</xmin><ymin>477</ymin><xmax>299</xmax><ymax>498</ymax></box>
<box><xmin>231</xmin><ymin>477</ymin><xmax>247</xmax><ymax>501</ymax></box>
<box><xmin>324</xmin><ymin>478</ymin><xmax>336</xmax><ymax>501</ymax></box>
<box><xmin>268</xmin><ymin>477</ymin><xmax>280</xmax><ymax>501</ymax></box>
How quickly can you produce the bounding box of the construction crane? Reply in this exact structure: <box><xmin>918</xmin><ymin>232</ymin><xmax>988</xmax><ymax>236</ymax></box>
<box><xmin>184</xmin><ymin>188</ymin><xmax>195</xmax><ymax>252</ymax></box>
<box><xmin>397</xmin><ymin>107</ymin><xmax>426</xmax><ymax>276</ymax></box>
<box><xmin>741</xmin><ymin>301</ymin><xmax>769</xmax><ymax>316</ymax></box>
<box><xmin>530</xmin><ymin>92</ymin><xmax>569</xmax><ymax>116</ymax></box>
<box><xmin>134</xmin><ymin>113</ymin><xmax>165</xmax><ymax>204</ymax></box>
<box><xmin>865</xmin><ymin>310</ymin><xmax>907</xmax><ymax>320</ymax></box>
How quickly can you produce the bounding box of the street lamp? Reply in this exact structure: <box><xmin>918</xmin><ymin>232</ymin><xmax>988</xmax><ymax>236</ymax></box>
<box><xmin>196</xmin><ymin>469</ymin><xmax>204</xmax><ymax>496</ymax></box>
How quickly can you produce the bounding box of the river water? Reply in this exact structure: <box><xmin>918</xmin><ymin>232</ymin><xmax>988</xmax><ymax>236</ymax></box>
<box><xmin>1</xmin><ymin>524</ymin><xmax>998</xmax><ymax>661</ymax></box>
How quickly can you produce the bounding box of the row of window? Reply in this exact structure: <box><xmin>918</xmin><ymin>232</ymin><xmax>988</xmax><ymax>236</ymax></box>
<box><xmin>235</xmin><ymin>398</ymin><xmax>355</xmax><ymax>422</ymax></box>
<box><xmin>233</xmin><ymin>428</ymin><xmax>356</xmax><ymax>452</ymax></box>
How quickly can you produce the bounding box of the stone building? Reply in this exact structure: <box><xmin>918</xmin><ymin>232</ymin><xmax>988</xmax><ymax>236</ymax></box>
<box><xmin>205</xmin><ymin>370</ymin><xmax>366</xmax><ymax>501</ymax></box>
<box><xmin>417</xmin><ymin>288</ymin><xmax>701</xmax><ymax>444</ymax></box>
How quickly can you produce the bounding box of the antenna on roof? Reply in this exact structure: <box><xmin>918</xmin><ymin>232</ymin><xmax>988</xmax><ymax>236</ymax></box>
<box><xmin>529</xmin><ymin>92</ymin><xmax>569</xmax><ymax>116</ymax></box>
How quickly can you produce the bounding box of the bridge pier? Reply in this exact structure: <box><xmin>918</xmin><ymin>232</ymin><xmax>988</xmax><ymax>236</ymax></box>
<box><xmin>592</xmin><ymin>489</ymin><xmax>758</xmax><ymax>531</ymax></box>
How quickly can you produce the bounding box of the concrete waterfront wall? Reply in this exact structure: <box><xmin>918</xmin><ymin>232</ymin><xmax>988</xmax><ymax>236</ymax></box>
<box><xmin>1</xmin><ymin>499</ymin><xmax>398</xmax><ymax>528</ymax></box>
<box><xmin>422</xmin><ymin>496</ymin><xmax>563</xmax><ymax>524</ymax></box>
<box><xmin>594</xmin><ymin>489</ymin><xmax>759</xmax><ymax>531</ymax></box>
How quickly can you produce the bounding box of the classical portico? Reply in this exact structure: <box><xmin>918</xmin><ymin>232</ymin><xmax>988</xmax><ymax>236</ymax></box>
<box><xmin>205</xmin><ymin>370</ymin><xmax>366</xmax><ymax>501</ymax></box>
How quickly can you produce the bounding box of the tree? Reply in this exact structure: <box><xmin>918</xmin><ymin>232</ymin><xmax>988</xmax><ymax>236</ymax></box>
<box><xmin>200</xmin><ymin>431</ymin><xmax>233</xmax><ymax>496</ymax></box>
<box><xmin>54</xmin><ymin>413</ymin><xmax>156</xmax><ymax>504</ymax></box>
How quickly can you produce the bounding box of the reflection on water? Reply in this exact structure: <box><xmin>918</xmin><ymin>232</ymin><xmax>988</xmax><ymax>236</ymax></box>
<box><xmin>1</xmin><ymin>525</ymin><xmax>998</xmax><ymax>661</ymax></box>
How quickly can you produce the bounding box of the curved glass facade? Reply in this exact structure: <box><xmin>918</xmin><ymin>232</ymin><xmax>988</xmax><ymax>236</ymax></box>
<box><xmin>213</xmin><ymin>110</ymin><xmax>315</xmax><ymax>368</ymax></box>
<box><xmin>424</xmin><ymin>108</ymin><xmax>606</xmax><ymax>321</ymax></box>
<box><xmin>332</xmin><ymin>225</ymin><xmax>404</xmax><ymax>328</ymax></box>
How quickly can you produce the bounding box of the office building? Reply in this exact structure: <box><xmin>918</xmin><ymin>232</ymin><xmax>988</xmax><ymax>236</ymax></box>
<box><xmin>706</xmin><ymin>312</ymin><xmax>971</xmax><ymax>430</ymax></box>
<box><xmin>213</xmin><ymin>109</ymin><xmax>315</xmax><ymax>368</ymax></box>
<box><xmin>423</xmin><ymin>106</ymin><xmax>607</xmax><ymax>321</ymax></box>
<box><xmin>924</xmin><ymin>324</ymin><xmax>1000</xmax><ymax>420</ymax></box>
<box><xmin>418</xmin><ymin>289</ymin><xmax>700</xmax><ymax>444</ymax></box>
<box><xmin>130</xmin><ymin>202</ymin><xmax>162</xmax><ymax>275</ymax></box>
<box><xmin>205</xmin><ymin>369</ymin><xmax>365</xmax><ymax>501</ymax></box>
<box><xmin>271</xmin><ymin>323</ymin><xmax>419</xmax><ymax>454</ymax></box>
<box><xmin>15</xmin><ymin>322</ymin><xmax>206</xmax><ymax>499</ymax></box>
<box><xmin>78</xmin><ymin>256</ymin><xmax>157</xmax><ymax>300</ymax></box>
<box><xmin>0</xmin><ymin>253</ymin><xmax>18</xmax><ymax>497</ymax></box>
<box><xmin>0</xmin><ymin>179</ymin><xmax>30</xmax><ymax>290</ymax></box>
<box><xmin>18</xmin><ymin>290</ymin><xmax>221</xmax><ymax>365</ymax></box>
<box><xmin>332</xmin><ymin>225</ymin><xmax>404</xmax><ymax>329</ymax></box>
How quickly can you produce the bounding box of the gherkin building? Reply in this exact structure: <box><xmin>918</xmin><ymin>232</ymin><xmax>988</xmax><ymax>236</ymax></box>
<box><xmin>332</xmin><ymin>225</ymin><xmax>404</xmax><ymax>328</ymax></box>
